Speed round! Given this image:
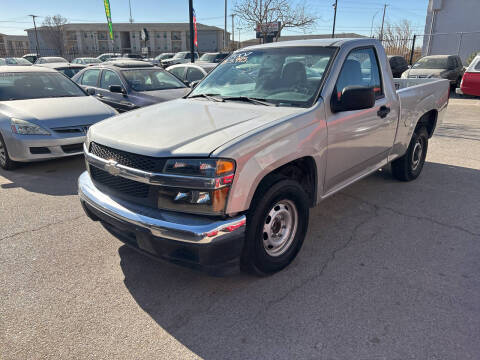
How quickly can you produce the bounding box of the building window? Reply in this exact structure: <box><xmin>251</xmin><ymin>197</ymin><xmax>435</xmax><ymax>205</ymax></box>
<box><xmin>163</xmin><ymin>32</ymin><xmax>167</xmax><ymax>38</ymax></box>
<box><xmin>171</xmin><ymin>31</ymin><xmax>181</xmax><ymax>40</ymax></box>
<box><xmin>132</xmin><ymin>33</ymin><xmax>136</xmax><ymax>38</ymax></box>
<box><xmin>84</xmin><ymin>33</ymin><xmax>88</xmax><ymax>38</ymax></box>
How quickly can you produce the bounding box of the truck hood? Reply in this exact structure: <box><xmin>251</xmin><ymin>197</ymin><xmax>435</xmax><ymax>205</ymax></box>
<box><xmin>0</xmin><ymin>96</ymin><xmax>116</xmax><ymax>128</ymax></box>
<box><xmin>88</xmin><ymin>98</ymin><xmax>301</xmax><ymax>157</ymax></box>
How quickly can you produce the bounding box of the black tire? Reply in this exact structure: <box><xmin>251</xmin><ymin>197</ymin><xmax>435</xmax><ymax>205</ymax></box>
<box><xmin>0</xmin><ymin>133</ymin><xmax>17</xmax><ymax>170</ymax></box>
<box><xmin>241</xmin><ymin>175</ymin><xmax>310</xmax><ymax>276</ymax></box>
<box><xmin>391</xmin><ymin>126</ymin><xmax>428</xmax><ymax>181</ymax></box>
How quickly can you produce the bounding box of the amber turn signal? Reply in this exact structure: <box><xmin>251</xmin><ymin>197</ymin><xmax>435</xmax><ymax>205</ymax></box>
<box><xmin>216</xmin><ymin>159</ymin><xmax>235</xmax><ymax>175</ymax></box>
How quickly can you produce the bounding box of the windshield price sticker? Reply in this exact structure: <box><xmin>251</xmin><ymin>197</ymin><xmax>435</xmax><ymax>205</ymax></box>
<box><xmin>226</xmin><ymin>52</ymin><xmax>254</xmax><ymax>63</ymax></box>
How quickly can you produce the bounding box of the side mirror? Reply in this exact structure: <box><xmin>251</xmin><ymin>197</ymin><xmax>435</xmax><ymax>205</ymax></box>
<box><xmin>86</xmin><ymin>88</ymin><xmax>95</xmax><ymax>95</ymax></box>
<box><xmin>183</xmin><ymin>80</ymin><xmax>190</xmax><ymax>86</ymax></box>
<box><xmin>189</xmin><ymin>80</ymin><xmax>200</xmax><ymax>88</ymax></box>
<box><xmin>331</xmin><ymin>85</ymin><xmax>375</xmax><ymax>113</ymax></box>
<box><xmin>109</xmin><ymin>85</ymin><xmax>126</xmax><ymax>94</ymax></box>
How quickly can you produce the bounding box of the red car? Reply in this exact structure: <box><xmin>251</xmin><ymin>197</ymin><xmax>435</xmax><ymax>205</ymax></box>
<box><xmin>457</xmin><ymin>55</ymin><xmax>480</xmax><ymax>97</ymax></box>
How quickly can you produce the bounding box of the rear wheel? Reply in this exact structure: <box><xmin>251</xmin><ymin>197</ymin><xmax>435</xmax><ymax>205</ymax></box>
<box><xmin>0</xmin><ymin>134</ymin><xmax>17</xmax><ymax>170</ymax></box>
<box><xmin>391</xmin><ymin>126</ymin><xmax>428</xmax><ymax>181</ymax></box>
<box><xmin>241</xmin><ymin>176</ymin><xmax>309</xmax><ymax>276</ymax></box>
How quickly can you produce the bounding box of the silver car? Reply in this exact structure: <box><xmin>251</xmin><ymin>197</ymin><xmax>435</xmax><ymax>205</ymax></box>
<box><xmin>0</xmin><ymin>66</ymin><xmax>117</xmax><ymax>170</ymax></box>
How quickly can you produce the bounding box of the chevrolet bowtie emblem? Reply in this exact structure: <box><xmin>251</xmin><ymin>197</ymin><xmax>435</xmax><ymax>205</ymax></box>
<box><xmin>105</xmin><ymin>159</ymin><xmax>121</xmax><ymax>176</ymax></box>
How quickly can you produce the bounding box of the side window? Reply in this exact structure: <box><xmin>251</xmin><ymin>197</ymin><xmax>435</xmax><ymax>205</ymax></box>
<box><xmin>336</xmin><ymin>47</ymin><xmax>383</xmax><ymax>99</ymax></box>
<box><xmin>100</xmin><ymin>70</ymin><xmax>123</xmax><ymax>89</ymax></box>
<box><xmin>475</xmin><ymin>60</ymin><xmax>480</xmax><ymax>71</ymax></box>
<box><xmin>169</xmin><ymin>67</ymin><xmax>186</xmax><ymax>80</ymax></box>
<box><xmin>186</xmin><ymin>67</ymin><xmax>204</xmax><ymax>82</ymax></box>
<box><xmin>81</xmin><ymin>69</ymin><xmax>100</xmax><ymax>87</ymax></box>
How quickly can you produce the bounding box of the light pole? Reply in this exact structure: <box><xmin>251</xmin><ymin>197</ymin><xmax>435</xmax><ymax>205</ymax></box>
<box><xmin>379</xmin><ymin>4</ymin><xmax>387</xmax><ymax>43</ymax></box>
<box><xmin>224</xmin><ymin>0</ymin><xmax>227</xmax><ymax>49</ymax></box>
<box><xmin>189</xmin><ymin>0</ymin><xmax>194</xmax><ymax>62</ymax></box>
<box><xmin>29</xmin><ymin>14</ymin><xmax>40</xmax><ymax>56</ymax></box>
<box><xmin>231</xmin><ymin>14</ymin><xmax>235</xmax><ymax>49</ymax></box>
<box><xmin>332</xmin><ymin>0</ymin><xmax>338</xmax><ymax>38</ymax></box>
<box><xmin>129</xmin><ymin>0</ymin><xmax>134</xmax><ymax>23</ymax></box>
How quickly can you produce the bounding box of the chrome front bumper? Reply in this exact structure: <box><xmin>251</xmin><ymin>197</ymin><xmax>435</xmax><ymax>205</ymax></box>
<box><xmin>78</xmin><ymin>171</ymin><xmax>246</xmax><ymax>244</ymax></box>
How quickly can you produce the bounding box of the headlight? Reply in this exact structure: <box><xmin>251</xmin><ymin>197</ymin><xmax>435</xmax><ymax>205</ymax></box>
<box><xmin>10</xmin><ymin>118</ymin><xmax>50</xmax><ymax>135</ymax></box>
<box><xmin>158</xmin><ymin>158</ymin><xmax>236</xmax><ymax>215</ymax></box>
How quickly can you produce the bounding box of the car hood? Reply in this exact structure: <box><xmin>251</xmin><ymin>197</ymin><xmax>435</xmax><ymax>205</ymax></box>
<box><xmin>0</xmin><ymin>96</ymin><xmax>116</xmax><ymax>128</ymax></box>
<box><xmin>88</xmin><ymin>98</ymin><xmax>301</xmax><ymax>157</ymax></box>
<box><xmin>132</xmin><ymin>88</ymin><xmax>190</xmax><ymax>104</ymax></box>
<box><xmin>405</xmin><ymin>68</ymin><xmax>446</xmax><ymax>77</ymax></box>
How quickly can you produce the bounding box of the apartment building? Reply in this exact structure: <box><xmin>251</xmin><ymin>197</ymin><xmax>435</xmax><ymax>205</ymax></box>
<box><xmin>0</xmin><ymin>33</ymin><xmax>30</xmax><ymax>57</ymax></box>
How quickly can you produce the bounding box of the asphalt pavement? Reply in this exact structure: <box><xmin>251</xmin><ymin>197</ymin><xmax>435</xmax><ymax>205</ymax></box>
<box><xmin>1</xmin><ymin>97</ymin><xmax>479</xmax><ymax>359</ymax></box>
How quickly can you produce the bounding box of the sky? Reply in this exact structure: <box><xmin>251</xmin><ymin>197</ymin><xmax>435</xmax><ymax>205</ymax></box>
<box><xmin>0</xmin><ymin>0</ymin><xmax>429</xmax><ymax>40</ymax></box>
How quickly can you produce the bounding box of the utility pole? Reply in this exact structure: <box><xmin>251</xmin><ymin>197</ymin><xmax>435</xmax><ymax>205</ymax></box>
<box><xmin>238</xmin><ymin>28</ymin><xmax>241</xmax><ymax>49</ymax></box>
<box><xmin>224</xmin><ymin>0</ymin><xmax>227</xmax><ymax>50</ymax></box>
<box><xmin>231</xmin><ymin>14</ymin><xmax>235</xmax><ymax>50</ymax></box>
<box><xmin>129</xmin><ymin>0</ymin><xmax>134</xmax><ymax>23</ymax></box>
<box><xmin>379</xmin><ymin>4</ymin><xmax>387</xmax><ymax>42</ymax></box>
<box><xmin>29</xmin><ymin>14</ymin><xmax>40</xmax><ymax>56</ymax></box>
<box><xmin>188</xmin><ymin>0</ymin><xmax>194</xmax><ymax>62</ymax></box>
<box><xmin>331</xmin><ymin>0</ymin><xmax>338</xmax><ymax>38</ymax></box>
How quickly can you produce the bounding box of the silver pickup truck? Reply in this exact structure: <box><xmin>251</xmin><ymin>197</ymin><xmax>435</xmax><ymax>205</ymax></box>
<box><xmin>78</xmin><ymin>38</ymin><xmax>449</xmax><ymax>276</ymax></box>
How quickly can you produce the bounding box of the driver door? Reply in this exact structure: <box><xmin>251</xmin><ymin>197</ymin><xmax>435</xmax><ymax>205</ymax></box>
<box><xmin>97</xmin><ymin>69</ymin><xmax>131</xmax><ymax>112</ymax></box>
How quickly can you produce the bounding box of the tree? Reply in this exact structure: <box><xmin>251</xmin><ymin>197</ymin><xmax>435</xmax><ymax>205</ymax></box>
<box><xmin>42</xmin><ymin>15</ymin><xmax>68</xmax><ymax>55</ymax></box>
<box><xmin>234</xmin><ymin>0</ymin><xmax>317</xmax><ymax>43</ymax></box>
<box><xmin>375</xmin><ymin>19</ymin><xmax>414</xmax><ymax>59</ymax></box>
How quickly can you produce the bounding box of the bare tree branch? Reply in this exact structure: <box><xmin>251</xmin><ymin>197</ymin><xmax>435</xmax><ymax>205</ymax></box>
<box><xmin>41</xmin><ymin>15</ymin><xmax>68</xmax><ymax>55</ymax></box>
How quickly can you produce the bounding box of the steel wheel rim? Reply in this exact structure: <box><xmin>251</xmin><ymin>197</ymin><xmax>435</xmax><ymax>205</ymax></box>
<box><xmin>262</xmin><ymin>199</ymin><xmax>298</xmax><ymax>257</ymax></box>
<box><xmin>0</xmin><ymin>140</ymin><xmax>6</xmax><ymax>166</ymax></box>
<box><xmin>411</xmin><ymin>139</ymin><xmax>423</xmax><ymax>171</ymax></box>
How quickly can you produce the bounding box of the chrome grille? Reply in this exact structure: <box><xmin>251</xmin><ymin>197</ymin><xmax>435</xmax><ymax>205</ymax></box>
<box><xmin>90</xmin><ymin>166</ymin><xmax>150</xmax><ymax>198</ymax></box>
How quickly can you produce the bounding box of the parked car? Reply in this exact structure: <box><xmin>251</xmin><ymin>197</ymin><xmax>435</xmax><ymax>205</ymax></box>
<box><xmin>97</xmin><ymin>53</ymin><xmax>121</xmax><ymax>62</ymax></box>
<box><xmin>121</xmin><ymin>53</ymin><xmax>144</xmax><ymax>60</ymax></box>
<box><xmin>35</xmin><ymin>56</ymin><xmax>68</xmax><ymax>64</ymax></box>
<box><xmin>72</xmin><ymin>57</ymin><xmax>102</xmax><ymax>65</ymax></box>
<box><xmin>0</xmin><ymin>66</ymin><xmax>116</xmax><ymax>170</ymax></box>
<box><xmin>198</xmin><ymin>52</ymin><xmax>230</xmax><ymax>63</ymax></box>
<box><xmin>0</xmin><ymin>57</ymin><xmax>32</xmax><ymax>66</ymax></box>
<box><xmin>387</xmin><ymin>55</ymin><xmax>409</xmax><ymax>78</ymax></box>
<box><xmin>35</xmin><ymin>62</ymin><xmax>86</xmax><ymax>78</ymax></box>
<box><xmin>149</xmin><ymin>53</ymin><xmax>174</xmax><ymax>66</ymax></box>
<box><xmin>161</xmin><ymin>51</ymin><xmax>199</xmax><ymax>68</ymax></box>
<box><xmin>22</xmin><ymin>53</ymin><xmax>38</xmax><ymax>63</ymax></box>
<box><xmin>72</xmin><ymin>60</ymin><xmax>189</xmax><ymax>112</ymax></box>
<box><xmin>166</xmin><ymin>62</ymin><xmax>217</xmax><ymax>86</ymax></box>
<box><xmin>456</xmin><ymin>54</ymin><xmax>480</xmax><ymax>97</ymax></box>
<box><xmin>402</xmin><ymin>54</ymin><xmax>464</xmax><ymax>88</ymax></box>
<box><xmin>78</xmin><ymin>38</ymin><xmax>449</xmax><ymax>275</ymax></box>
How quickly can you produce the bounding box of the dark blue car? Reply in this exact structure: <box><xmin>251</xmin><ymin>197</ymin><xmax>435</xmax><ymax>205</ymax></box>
<box><xmin>72</xmin><ymin>60</ymin><xmax>189</xmax><ymax>112</ymax></box>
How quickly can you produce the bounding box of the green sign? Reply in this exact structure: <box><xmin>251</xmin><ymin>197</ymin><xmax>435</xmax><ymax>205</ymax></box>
<box><xmin>104</xmin><ymin>0</ymin><xmax>113</xmax><ymax>40</ymax></box>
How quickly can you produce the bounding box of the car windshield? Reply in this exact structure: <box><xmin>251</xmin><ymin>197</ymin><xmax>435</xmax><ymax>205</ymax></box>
<box><xmin>189</xmin><ymin>46</ymin><xmax>336</xmax><ymax>107</ymax></box>
<box><xmin>199</xmin><ymin>53</ymin><xmax>217</xmax><ymax>62</ymax></box>
<box><xmin>121</xmin><ymin>68</ymin><xmax>186</xmax><ymax>91</ymax></box>
<box><xmin>40</xmin><ymin>57</ymin><xmax>68</xmax><ymax>63</ymax></box>
<box><xmin>57</xmin><ymin>67</ymin><xmax>84</xmax><ymax>78</ymax></box>
<box><xmin>173</xmin><ymin>52</ymin><xmax>188</xmax><ymax>59</ymax></box>
<box><xmin>412</xmin><ymin>57</ymin><xmax>448</xmax><ymax>69</ymax></box>
<box><xmin>83</xmin><ymin>58</ymin><xmax>101</xmax><ymax>64</ymax></box>
<box><xmin>2</xmin><ymin>58</ymin><xmax>32</xmax><ymax>65</ymax></box>
<box><xmin>0</xmin><ymin>72</ymin><xmax>86</xmax><ymax>101</ymax></box>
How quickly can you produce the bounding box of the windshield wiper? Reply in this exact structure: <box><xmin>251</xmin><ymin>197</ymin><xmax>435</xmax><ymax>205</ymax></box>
<box><xmin>189</xmin><ymin>93</ymin><xmax>224</xmax><ymax>102</ymax></box>
<box><xmin>221</xmin><ymin>96</ymin><xmax>276</xmax><ymax>106</ymax></box>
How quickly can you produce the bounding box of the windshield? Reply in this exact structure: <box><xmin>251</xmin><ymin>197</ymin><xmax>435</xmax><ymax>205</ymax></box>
<box><xmin>1</xmin><ymin>58</ymin><xmax>32</xmax><ymax>65</ymax></box>
<box><xmin>0</xmin><ymin>72</ymin><xmax>86</xmax><ymax>101</ymax></box>
<box><xmin>173</xmin><ymin>52</ymin><xmax>188</xmax><ymax>59</ymax></box>
<box><xmin>199</xmin><ymin>53</ymin><xmax>217</xmax><ymax>62</ymax></box>
<box><xmin>83</xmin><ymin>58</ymin><xmax>101</xmax><ymax>64</ymax></box>
<box><xmin>189</xmin><ymin>47</ymin><xmax>336</xmax><ymax>107</ymax></box>
<box><xmin>412</xmin><ymin>57</ymin><xmax>448</xmax><ymax>69</ymax></box>
<box><xmin>57</xmin><ymin>67</ymin><xmax>84</xmax><ymax>78</ymax></box>
<box><xmin>121</xmin><ymin>68</ymin><xmax>186</xmax><ymax>91</ymax></box>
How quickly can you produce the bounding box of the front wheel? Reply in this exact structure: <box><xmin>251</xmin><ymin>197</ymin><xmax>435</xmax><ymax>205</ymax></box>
<box><xmin>391</xmin><ymin>126</ymin><xmax>428</xmax><ymax>181</ymax></box>
<box><xmin>0</xmin><ymin>134</ymin><xmax>17</xmax><ymax>170</ymax></box>
<box><xmin>241</xmin><ymin>177</ymin><xmax>309</xmax><ymax>276</ymax></box>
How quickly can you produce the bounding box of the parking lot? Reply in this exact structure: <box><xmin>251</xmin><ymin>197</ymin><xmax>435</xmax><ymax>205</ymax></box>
<box><xmin>0</xmin><ymin>96</ymin><xmax>479</xmax><ymax>359</ymax></box>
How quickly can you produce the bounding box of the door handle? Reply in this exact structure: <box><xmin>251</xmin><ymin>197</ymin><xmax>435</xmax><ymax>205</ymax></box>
<box><xmin>377</xmin><ymin>105</ymin><xmax>391</xmax><ymax>118</ymax></box>
<box><xmin>96</xmin><ymin>94</ymin><xmax>104</xmax><ymax>98</ymax></box>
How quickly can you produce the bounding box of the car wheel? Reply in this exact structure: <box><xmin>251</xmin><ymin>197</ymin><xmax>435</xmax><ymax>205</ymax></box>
<box><xmin>391</xmin><ymin>126</ymin><xmax>428</xmax><ymax>181</ymax></box>
<box><xmin>0</xmin><ymin>133</ymin><xmax>17</xmax><ymax>170</ymax></box>
<box><xmin>241</xmin><ymin>176</ymin><xmax>309</xmax><ymax>276</ymax></box>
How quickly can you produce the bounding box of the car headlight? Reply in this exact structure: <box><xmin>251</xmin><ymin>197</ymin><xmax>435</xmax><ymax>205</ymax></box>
<box><xmin>157</xmin><ymin>158</ymin><xmax>236</xmax><ymax>215</ymax></box>
<box><xmin>10</xmin><ymin>118</ymin><xmax>50</xmax><ymax>135</ymax></box>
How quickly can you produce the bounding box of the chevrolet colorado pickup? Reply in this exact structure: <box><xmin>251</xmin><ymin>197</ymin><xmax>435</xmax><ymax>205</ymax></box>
<box><xmin>78</xmin><ymin>38</ymin><xmax>449</xmax><ymax>276</ymax></box>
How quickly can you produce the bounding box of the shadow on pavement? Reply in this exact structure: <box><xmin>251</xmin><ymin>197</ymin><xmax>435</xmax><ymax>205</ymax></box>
<box><xmin>0</xmin><ymin>155</ymin><xmax>85</xmax><ymax>196</ymax></box>
<box><xmin>118</xmin><ymin>162</ymin><xmax>480</xmax><ymax>359</ymax></box>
